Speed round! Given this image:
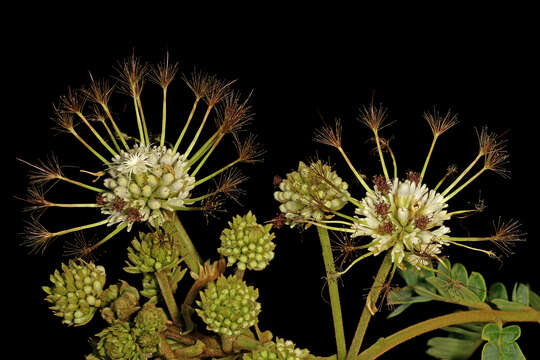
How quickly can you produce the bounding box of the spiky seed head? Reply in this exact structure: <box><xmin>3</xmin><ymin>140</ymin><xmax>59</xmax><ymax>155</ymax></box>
<box><xmin>59</xmin><ymin>87</ymin><xmax>86</xmax><ymax>114</ymax></box>
<box><xmin>234</xmin><ymin>133</ymin><xmax>265</xmax><ymax>163</ymax></box>
<box><xmin>196</xmin><ymin>275</ymin><xmax>261</xmax><ymax>336</ymax></box>
<box><xmin>216</xmin><ymin>90</ymin><xmax>254</xmax><ymax>134</ymax></box>
<box><xmin>214</xmin><ymin>168</ymin><xmax>248</xmax><ymax>204</ymax></box>
<box><xmin>149</xmin><ymin>52</ymin><xmax>179</xmax><ymax>89</ymax></box>
<box><xmin>219</xmin><ymin>211</ymin><xmax>276</xmax><ymax>271</ymax></box>
<box><xmin>490</xmin><ymin>219</ymin><xmax>526</xmax><ymax>256</ymax></box>
<box><xmin>182</xmin><ymin>69</ymin><xmax>210</xmax><ymax>98</ymax></box>
<box><xmin>358</xmin><ymin>102</ymin><xmax>389</xmax><ymax>133</ymax></box>
<box><xmin>204</xmin><ymin>76</ymin><xmax>236</xmax><ymax>106</ymax></box>
<box><xmin>42</xmin><ymin>259</ymin><xmax>106</xmax><ymax>326</ymax></box>
<box><xmin>274</xmin><ymin>160</ymin><xmax>350</xmax><ymax>225</ymax></box>
<box><xmin>83</xmin><ymin>76</ymin><xmax>115</xmax><ymax>106</ymax></box>
<box><xmin>115</xmin><ymin>54</ymin><xmax>147</xmax><ymax>98</ymax></box>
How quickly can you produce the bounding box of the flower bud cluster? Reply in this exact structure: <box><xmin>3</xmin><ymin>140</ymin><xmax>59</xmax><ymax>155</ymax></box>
<box><xmin>243</xmin><ymin>338</ymin><xmax>312</xmax><ymax>360</ymax></box>
<box><xmin>196</xmin><ymin>275</ymin><xmax>261</xmax><ymax>336</ymax></box>
<box><xmin>100</xmin><ymin>145</ymin><xmax>195</xmax><ymax>230</ymax></box>
<box><xmin>274</xmin><ymin>161</ymin><xmax>349</xmax><ymax>223</ymax></box>
<box><xmin>124</xmin><ymin>230</ymin><xmax>181</xmax><ymax>273</ymax></box>
<box><xmin>43</xmin><ymin>259</ymin><xmax>106</xmax><ymax>326</ymax></box>
<box><xmin>219</xmin><ymin>211</ymin><xmax>276</xmax><ymax>271</ymax></box>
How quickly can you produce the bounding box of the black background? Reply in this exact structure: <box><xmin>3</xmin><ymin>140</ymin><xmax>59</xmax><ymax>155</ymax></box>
<box><xmin>7</xmin><ymin>10</ymin><xmax>539</xmax><ymax>359</ymax></box>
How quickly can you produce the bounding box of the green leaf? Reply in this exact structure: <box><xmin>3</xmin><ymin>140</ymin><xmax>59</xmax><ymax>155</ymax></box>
<box><xmin>426</xmin><ymin>336</ymin><xmax>482</xmax><ymax>360</ymax></box>
<box><xmin>500</xmin><ymin>342</ymin><xmax>525</xmax><ymax>360</ymax></box>
<box><xmin>437</xmin><ymin>258</ymin><xmax>452</xmax><ymax>279</ymax></box>
<box><xmin>491</xmin><ymin>299</ymin><xmax>528</xmax><ymax>311</ymax></box>
<box><xmin>387</xmin><ymin>303</ymin><xmax>412</xmax><ymax>319</ymax></box>
<box><xmin>442</xmin><ymin>324</ymin><xmax>483</xmax><ymax>339</ymax></box>
<box><xmin>529</xmin><ymin>289</ymin><xmax>540</xmax><ymax>310</ymax></box>
<box><xmin>511</xmin><ymin>283</ymin><xmax>529</xmax><ymax>306</ymax></box>
<box><xmin>488</xmin><ymin>282</ymin><xmax>508</xmax><ymax>301</ymax></box>
<box><xmin>500</xmin><ymin>325</ymin><xmax>521</xmax><ymax>344</ymax></box>
<box><xmin>451</xmin><ymin>263</ymin><xmax>469</xmax><ymax>286</ymax></box>
<box><xmin>426</xmin><ymin>276</ymin><xmax>483</xmax><ymax>306</ymax></box>
<box><xmin>468</xmin><ymin>272</ymin><xmax>487</xmax><ymax>302</ymax></box>
<box><xmin>482</xmin><ymin>343</ymin><xmax>500</xmax><ymax>360</ymax></box>
<box><xmin>481</xmin><ymin>323</ymin><xmax>500</xmax><ymax>342</ymax></box>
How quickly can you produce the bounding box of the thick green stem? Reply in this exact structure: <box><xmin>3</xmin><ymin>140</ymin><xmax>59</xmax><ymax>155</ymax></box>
<box><xmin>357</xmin><ymin>309</ymin><xmax>540</xmax><ymax>360</ymax></box>
<box><xmin>346</xmin><ymin>252</ymin><xmax>393</xmax><ymax>360</ymax></box>
<box><xmin>155</xmin><ymin>269</ymin><xmax>181</xmax><ymax>324</ymax></box>
<box><xmin>317</xmin><ymin>227</ymin><xmax>347</xmax><ymax>360</ymax></box>
<box><xmin>169</xmin><ymin>212</ymin><xmax>202</xmax><ymax>275</ymax></box>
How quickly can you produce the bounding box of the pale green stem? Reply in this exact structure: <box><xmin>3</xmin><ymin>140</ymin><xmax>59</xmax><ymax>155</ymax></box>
<box><xmin>173</xmin><ymin>97</ymin><xmax>201</xmax><ymax>153</ymax></box>
<box><xmin>169</xmin><ymin>213</ymin><xmax>202</xmax><ymax>275</ymax></box>
<box><xmin>433</xmin><ymin>170</ymin><xmax>453</xmax><ymax>191</ymax></box>
<box><xmin>443</xmin><ymin>235</ymin><xmax>493</xmax><ymax>242</ymax></box>
<box><xmin>356</xmin><ymin>309</ymin><xmax>540</xmax><ymax>360</ymax></box>
<box><xmin>53</xmin><ymin>219</ymin><xmax>109</xmax><ymax>237</ymax></box>
<box><xmin>346</xmin><ymin>252</ymin><xmax>393</xmax><ymax>360</ymax></box>
<box><xmin>133</xmin><ymin>97</ymin><xmax>145</xmax><ymax>144</ymax></box>
<box><xmin>419</xmin><ymin>134</ymin><xmax>438</xmax><ymax>183</ymax></box>
<box><xmin>374</xmin><ymin>131</ymin><xmax>390</xmax><ymax>180</ymax></box>
<box><xmin>321</xmin><ymin>219</ymin><xmax>355</xmax><ymax>226</ymax></box>
<box><xmin>443</xmin><ymin>167</ymin><xmax>486</xmax><ymax>201</ymax></box>
<box><xmin>308</xmin><ymin>222</ymin><xmax>356</xmax><ymax>233</ymax></box>
<box><xmin>48</xmin><ymin>202</ymin><xmax>100</xmax><ymax>208</ymax></box>
<box><xmin>160</xmin><ymin>87</ymin><xmax>168</xmax><ymax>147</ymax></box>
<box><xmin>101</xmin><ymin>104</ymin><xmax>129</xmax><ymax>150</ymax></box>
<box><xmin>192</xmin><ymin>133</ymin><xmax>225</xmax><ymax>176</ymax></box>
<box><xmin>185</xmin><ymin>104</ymin><xmax>214</xmax><ymax>157</ymax></box>
<box><xmin>316</xmin><ymin>227</ymin><xmax>347</xmax><ymax>360</ymax></box>
<box><xmin>446</xmin><ymin>209</ymin><xmax>478</xmax><ymax>217</ymax></box>
<box><xmin>441</xmin><ymin>152</ymin><xmax>483</xmax><ymax>196</ymax></box>
<box><xmin>88</xmin><ymin>222</ymin><xmax>128</xmax><ymax>251</ymax></box>
<box><xmin>187</xmin><ymin>131</ymin><xmax>219</xmax><ymax>167</ymax></box>
<box><xmin>99</xmin><ymin>119</ymin><xmax>121</xmax><ymax>152</ymax></box>
<box><xmin>337</xmin><ymin>147</ymin><xmax>373</xmax><ymax>194</ymax></box>
<box><xmin>446</xmin><ymin>240</ymin><xmax>495</xmax><ymax>256</ymax></box>
<box><xmin>58</xmin><ymin>176</ymin><xmax>106</xmax><ymax>193</ymax></box>
<box><xmin>137</xmin><ymin>96</ymin><xmax>150</xmax><ymax>145</ymax></box>
<box><xmin>75</xmin><ymin>112</ymin><xmax>117</xmax><ymax>156</ymax></box>
<box><xmin>69</xmin><ymin>129</ymin><xmax>110</xmax><ymax>165</ymax></box>
<box><xmin>192</xmin><ymin>158</ymin><xmax>240</xmax><ymax>187</ymax></box>
<box><xmin>155</xmin><ymin>269</ymin><xmax>181</xmax><ymax>324</ymax></box>
<box><xmin>337</xmin><ymin>251</ymin><xmax>376</xmax><ymax>276</ymax></box>
<box><xmin>387</xmin><ymin>145</ymin><xmax>398</xmax><ymax>179</ymax></box>
<box><xmin>329</xmin><ymin>210</ymin><xmax>358</xmax><ymax>223</ymax></box>
<box><xmin>183</xmin><ymin>192</ymin><xmax>215</xmax><ymax>204</ymax></box>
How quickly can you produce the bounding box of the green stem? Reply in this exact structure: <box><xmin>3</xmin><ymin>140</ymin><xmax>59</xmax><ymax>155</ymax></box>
<box><xmin>160</xmin><ymin>87</ymin><xmax>168</xmax><ymax>147</ymax></box>
<box><xmin>169</xmin><ymin>212</ymin><xmax>202</xmax><ymax>275</ymax></box>
<box><xmin>419</xmin><ymin>135</ymin><xmax>438</xmax><ymax>183</ymax></box>
<box><xmin>316</xmin><ymin>227</ymin><xmax>346</xmax><ymax>360</ymax></box>
<box><xmin>173</xmin><ymin>97</ymin><xmax>201</xmax><ymax>154</ymax></box>
<box><xmin>338</xmin><ymin>147</ymin><xmax>372</xmax><ymax>194</ymax></box>
<box><xmin>346</xmin><ymin>252</ymin><xmax>393</xmax><ymax>360</ymax></box>
<box><xmin>155</xmin><ymin>269</ymin><xmax>181</xmax><ymax>324</ymax></box>
<box><xmin>101</xmin><ymin>104</ymin><xmax>129</xmax><ymax>150</ymax></box>
<box><xmin>357</xmin><ymin>309</ymin><xmax>540</xmax><ymax>360</ymax></box>
<box><xmin>374</xmin><ymin>131</ymin><xmax>390</xmax><ymax>181</ymax></box>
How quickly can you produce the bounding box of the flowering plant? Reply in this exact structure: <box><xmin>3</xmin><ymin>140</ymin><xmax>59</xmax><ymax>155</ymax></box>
<box><xmin>15</xmin><ymin>52</ymin><xmax>538</xmax><ymax>360</ymax></box>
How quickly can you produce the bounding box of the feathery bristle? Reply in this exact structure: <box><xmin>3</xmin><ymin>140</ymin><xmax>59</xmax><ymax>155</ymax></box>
<box><xmin>314</xmin><ymin>119</ymin><xmax>342</xmax><ymax>148</ymax></box>
<box><xmin>204</xmin><ymin>75</ymin><xmax>236</xmax><ymax>106</ymax></box>
<box><xmin>234</xmin><ymin>133</ymin><xmax>265</xmax><ymax>163</ymax></box>
<box><xmin>51</xmin><ymin>107</ymin><xmax>75</xmax><ymax>133</ymax></box>
<box><xmin>490</xmin><ymin>218</ymin><xmax>526</xmax><ymax>256</ymax></box>
<box><xmin>17</xmin><ymin>154</ymin><xmax>63</xmax><ymax>185</ymax></box>
<box><xmin>16</xmin><ymin>186</ymin><xmax>50</xmax><ymax>213</ymax></box>
<box><xmin>182</xmin><ymin>69</ymin><xmax>210</xmax><ymax>98</ymax></box>
<box><xmin>63</xmin><ymin>233</ymin><xmax>97</xmax><ymax>261</ymax></box>
<box><xmin>484</xmin><ymin>145</ymin><xmax>510</xmax><ymax>178</ymax></box>
<box><xmin>59</xmin><ymin>87</ymin><xmax>86</xmax><ymax>114</ymax></box>
<box><xmin>216</xmin><ymin>90</ymin><xmax>254</xmax><ymax>134</ymax></box>
<box><xmin>423</xmin><ymin>108</ymin><xmax>458</xmax><ymax>136</ymax></box>
<box><xmin>358</xmin><ymin>102</ymin><xmax>389</xmax><ymax>132</ymax></box>
<box><xmin>149</xmin><ymin>52</ymin><xmax>179</xmax><ymax>88</ymax></box>
<box><xmin>83</xmin><ymin>75</ymin><xmax>115</xmax><ymax>106</ymax></box>
<box><xmin>214</xmin><ymin>168</ymin><xmax>248</xmax><ymax>204</ymax></box>
<box><xmin>22</xmin><ymin>217</ymin><xmax>55</xmax><ymax>254</ymax></box>
<box><xmin>115</xmin><ymin>54</ymin><xmax>147</xmax><ymax>97</ymax></box>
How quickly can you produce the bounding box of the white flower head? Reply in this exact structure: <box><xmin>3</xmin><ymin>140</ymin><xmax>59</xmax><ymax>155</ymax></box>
<box><xmin>352</xmin><ymin>176</ymin><xmax>449</xmax><ymax>267</ymax></box>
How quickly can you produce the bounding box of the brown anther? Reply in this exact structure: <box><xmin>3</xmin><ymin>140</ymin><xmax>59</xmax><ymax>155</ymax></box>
<box><xmin>273</xmin><ymin>175</ymin><xmax>282</xmax><ymax>188</ymax></box>
<box><xmin>378</xmin><ymin>221</ymin><xmax>394</xmax><ymax>235</ymax></box>
<box><xmin>407</xmin><ymin>171</ymin><xmax>420</xmax><ymax>184</ymax></box>
<box><xmin>373</xmin><ymin>175</ymin><xmax>390</xmax><ymax>194</ymax></box>
<box><xmin>111</xmin><ymin>196</ymin><xmax>127</xmax><ymax>212</ymax></box>
<box><xmin>375</xmin><ymin>201</ymin><xmax>390</xmax><ymax>216</ymax></box>
<box><xmin>268</xmin><ymin>213</ymin><xmax>287</xmax><ymax>229</ymax></box>
<box><xmin>96</xmin><ymin>193</ymin><xmax>106</xmax><ymax>206</ymax></box>
<box><xmin>126</xmin><ymin>207</ymin><xmax>143</xmax><ymax>223</ymax></box>
<box><xmin>415</xmin><ymin>215</ymin><xmax>429</xmax><ymax>230</ymax></box>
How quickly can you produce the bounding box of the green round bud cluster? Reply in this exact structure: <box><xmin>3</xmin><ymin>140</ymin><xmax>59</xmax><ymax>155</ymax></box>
<box><xmin>100</xmin><ymin>281</ymin><xmax>140</xmax><ymax>323</ymax></box>
<box><xmin>124</xmin><ymin>230</ymin><xmax>181</xmax><ymax>273</ymax></box>
<box><xmin>94</xmin><ymin>321</ymin><xmax>143</xmax><ymax>360</ymax></box>
<box><xmin>196</xmin><ymin>275</ymin><xmax>261</xmax><ymax>336</ymax></box>
<box><xmin>219</xmin><ymin>211</ymin><xmax>276</xmax><ymax>271</ymax></box>
<box><xmin>100</xmin><ymin>145</ymin><xmax>195</xmax><ymax>230</ymax></box>
<box><xmin>242</xmin><ymin>338</ymin><xmax>312</xmax><ymax>360</ymax></box>
<box><xmin>274</xmin><ymin>161</ymin><xmax>349</xmax><ymax>223</ymax></box>
<box><xmin>42</xmin><ymin>259</ymin><xmax>106</xmax><ymax>326</ymax></box>
<box><xmin>133</xmin><ymin>302</ymin><xmax>168</xmax><ymax>355</ymax></box>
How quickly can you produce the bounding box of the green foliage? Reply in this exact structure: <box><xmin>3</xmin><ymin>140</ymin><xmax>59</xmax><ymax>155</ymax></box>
<box><xmin>387</xmin><ymin>260</ymin><xmax>538</xmax><ymax>359</ymax></box>
<box><xmin>481</xmin><ymin>324</ymin><xmax>525</xmax><ymax>360</ymax></box>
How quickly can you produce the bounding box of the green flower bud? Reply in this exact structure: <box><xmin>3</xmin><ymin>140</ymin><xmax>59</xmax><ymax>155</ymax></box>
<box><xmin>219</xmin><ymin>211</ymin><xmax>276</xmax><ymax>271</ymax></box>
<box><xmin>124</xmin><ymin>230</ymin><xmax>181</xmax><ymax>274</ymax></box>
<box><xmin>242</xmin><ymin>338</ymin><xmax>312</xmax><ymax>360</ymax></box>
<box><xmin>274</xmin><ymin>161</ymin><xmax>349</xmax><ymax>225</ymax></box>
<box><xmin>196</xmin><ymin>275</ymin><xmax>261</xmax><ymax>336</ymax></box>
<box><xmin>42</xmin><ymin>259</ymin><xmax>106</xmax><ymax>326</ymax></box>
<box><xmin>133</xmin><ymin>302</ymin><xmax>168</xmax><ymax>355</ymax></box>
<box><xmin>95</xmin><ymin>321</ymin><xmax>143</xmax><ymax>360</ymax></box>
